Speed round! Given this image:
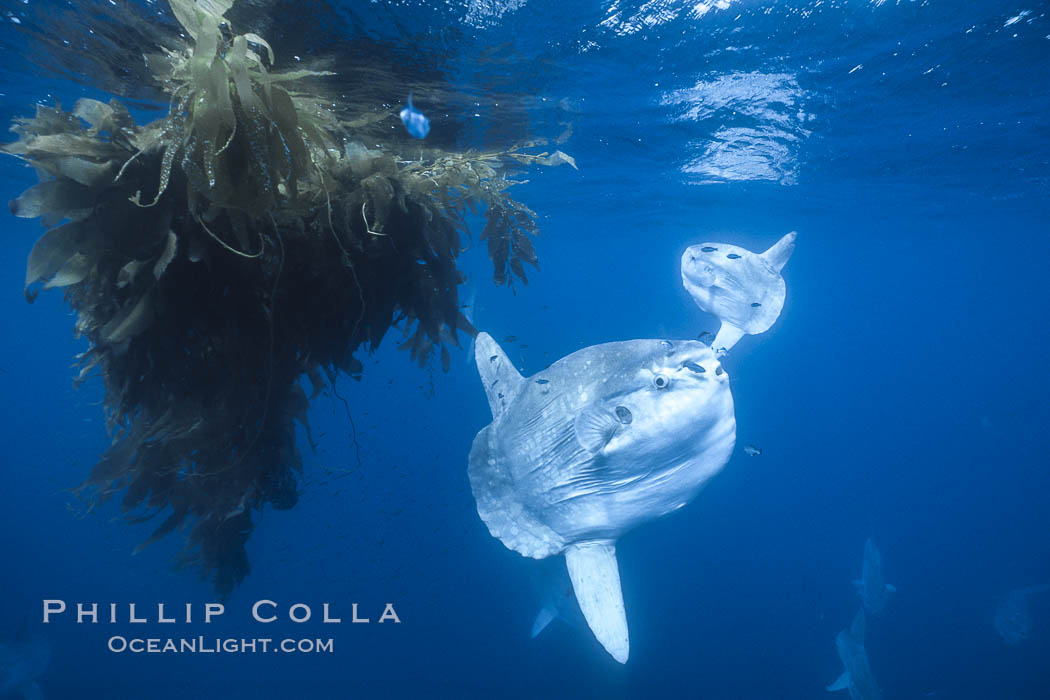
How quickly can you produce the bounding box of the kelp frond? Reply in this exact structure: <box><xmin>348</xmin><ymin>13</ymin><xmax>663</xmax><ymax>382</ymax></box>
<box><xmin>4</xmin><ymin>0</ymin><xmax>575</xmax><ymax>596</ymax></box>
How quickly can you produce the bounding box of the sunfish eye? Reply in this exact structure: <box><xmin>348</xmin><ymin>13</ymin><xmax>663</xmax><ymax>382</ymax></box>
<box><xmin>653</xmin><ymin>374</ymin><xmax>670</xmax><ymax>389</ymax></box>
<box><xmin>700</xmin><ymin>246</ymin><xmax>716</xmax><ymax>252</ymax></box>
<box><xmin>614</xmin><ymin>406</ymin><xmax>633</xmax><ymax>425</ymax></box>
<box><xmin>727</xmin><ymin>253</ymin><xmax>741</xmax><ymax>259</ymax></box>
<box><xmin>683</xmin><ymin>361</ymin><xmax>706</xmax><ymax>373</ymax></box>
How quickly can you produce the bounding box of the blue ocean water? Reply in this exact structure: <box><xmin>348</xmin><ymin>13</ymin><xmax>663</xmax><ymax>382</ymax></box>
<box><xmin>0</xmin><ymin>0</ymin><xmax>1048</xmax><ymax>698</ymax></box>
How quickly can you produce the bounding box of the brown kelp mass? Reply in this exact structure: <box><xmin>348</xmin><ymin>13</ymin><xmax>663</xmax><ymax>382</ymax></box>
<box><xmin>4</xmin><ymin>0</ymin><xmax>573</xmax><ymax>595</ymax></box>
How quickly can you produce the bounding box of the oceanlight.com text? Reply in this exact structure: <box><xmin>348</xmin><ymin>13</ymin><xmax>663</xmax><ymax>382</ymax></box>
<box><xmin>107</xmin><ymin>636</ymin><xmax>334</xmax><ymax>654</ymax></box>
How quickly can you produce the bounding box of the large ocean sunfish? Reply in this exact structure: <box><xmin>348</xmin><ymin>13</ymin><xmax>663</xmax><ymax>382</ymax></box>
<box><xmin>467</xmin><ymin>332</ymin><xmax>736</xmax><ymax>662</ymax></box>
<box><xmin>681</xmin><ymin>231</ymin><xmax>796</xmax><ymax>353</ymax></box>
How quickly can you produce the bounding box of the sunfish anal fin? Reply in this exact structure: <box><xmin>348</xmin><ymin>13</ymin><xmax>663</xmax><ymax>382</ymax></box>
<box><xmin>565</xmin><ymin>542</ymin><xmax>629</xmax><ymax>663</ymax></box>
<box><xmin>712</xmin><ymin>322</ymin><xmax>746</xmax><ymax>355</ymax></box>
<box><xmin>475</xmin><ymin>332</ymin><xmax>525</xmax><ymax>418</ymax></box>
<box><xmin>826</xmin><ymin>671</ymin><xmax>850</xmax><ymax>692</ymax></box>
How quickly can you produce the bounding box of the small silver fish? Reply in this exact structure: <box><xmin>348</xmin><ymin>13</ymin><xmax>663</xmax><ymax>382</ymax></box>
<box><xmin>743</xmin><ymin>444</ymin><xmax>762</xmax><ymax>456</ymax></box>
<box><xmin>399</xmin><ymin>92</ymin><xmax>430</xmax><ymax>139</ymax></box>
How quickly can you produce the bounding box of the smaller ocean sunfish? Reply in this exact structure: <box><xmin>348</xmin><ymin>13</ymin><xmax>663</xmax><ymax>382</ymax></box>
<box><xmin>399</xmin><ymin>92</ymin><xmax>430</xmax><ymax>139</ymax></box>
<box><xmin>853</xmin><ymin>539</ymin><xmax>897</xmax><ymax>615</ymax></box>
<box><xmin>681</xmin><ymin>231</ymin><xmax>796</xmax><ymax>354</ymax></box>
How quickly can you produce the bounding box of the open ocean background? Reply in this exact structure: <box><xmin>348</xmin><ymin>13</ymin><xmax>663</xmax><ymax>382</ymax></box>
<box><xmin>0</xmin><ymin>0</ymin><xmax>1048</xmax><ymax>697</ymax></box>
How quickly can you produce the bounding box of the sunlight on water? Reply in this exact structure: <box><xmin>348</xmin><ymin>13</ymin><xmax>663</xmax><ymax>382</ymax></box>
<box><xmin>661</xmin><ymin>72</ymin><xmax>811</xmax><ymax>184</ymax></box>
<box><xmin>600</xmin><ymin>0</ymin><xmax>735</xmax><ymax>36</ymax></box>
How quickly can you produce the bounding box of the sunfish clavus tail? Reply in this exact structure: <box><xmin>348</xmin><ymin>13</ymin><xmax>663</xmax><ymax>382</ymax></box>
<box><xmin>468</xmin><ymin>332</ymin><xmax>736</xmax><ymax>662</ymax></box>
<box><xmin>681</xmin><ymin>231</ymin><xmax>796</xmax><ymax>353</ymax></box>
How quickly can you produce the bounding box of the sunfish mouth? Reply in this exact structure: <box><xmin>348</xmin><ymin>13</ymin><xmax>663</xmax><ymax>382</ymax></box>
<box><xmin>681</xmin><ymin>249</ymin><xmax>716</xmax><ymax>286</ymax></box>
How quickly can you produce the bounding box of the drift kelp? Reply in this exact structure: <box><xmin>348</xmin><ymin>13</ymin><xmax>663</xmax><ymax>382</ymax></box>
<box><xmin>4</xmin><ymin>0</ymin><xmax>571</xmax><ymax>595</ymax></box>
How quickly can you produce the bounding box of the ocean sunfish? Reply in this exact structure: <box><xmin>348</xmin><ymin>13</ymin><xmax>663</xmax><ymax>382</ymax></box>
<box><xmin>468</xmin><ymin>332</ymin><xmax>736</xmax><ymax>662</ymax></box>
<box><xmin>994</xmin><ymin>584</ymin><xmax>1050</xmax><ymax>644</ymax></box>
<box><xmin>681</xmin><ymin>231</ymin><xmax>796</xmax><ymax>353</ymax></box>
<box><xmin>827</xmin><ymin>609</ymin><xmax>882</xmax><ymax>700</ymax></box>
<box><xmin>853</xmin><ymin>539</ymin><xmax>897</xmax><ymax>615</ymax></box>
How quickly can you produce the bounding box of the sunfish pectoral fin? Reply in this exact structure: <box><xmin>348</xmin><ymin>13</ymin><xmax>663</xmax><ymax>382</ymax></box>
<box><xmin>827</xmin><ymin>671</ymin><xmax>850</xmax><ymax>692</ymax></box>
<box><xmin>565</xmin><ymin>542</ymin><xmax>629</xmax><ymax>663</ymax></box>
<box><xmin>531</xmin><ymin>605</ymin><xmax>557</xmax><ymax>639</ymax></box>
<box><xmin>761</xmin><ymin>230</ymin><xmax>796</xmax><ymax>272</ymax></box>
<box><xmin>475</xmin><ymin>332</ymin><xmax>525</xmax><ymax>418</ymax></box>
<box><xmin>713</xmin><ymin>321</ymin><xmax>746</xmax><ymax>355</ymax></box>
<box><xmin>574</xmin><ymin>405</ymin><xmax>620</xmax><ymax>453</ymax></box>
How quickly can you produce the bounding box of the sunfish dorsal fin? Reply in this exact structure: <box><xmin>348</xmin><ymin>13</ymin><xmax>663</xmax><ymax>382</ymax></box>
<box><xmin>475</xmin><ymin>332</ymin><xmax>524</xmax><ymax>418</ymax></box>
<box><xmin>827</xmin><ymin>670</ymin><xmax>850</xmax><ymax>692</ymax></box>
<box><xmin>565</xmin><ymin>542</ymin><xmax>629</xmax><ymax>663</ymax></box>
<box><xmin>761</xmin><ymin>230</ymin><xmax>796</xmax><ymax>272</ymax></box>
